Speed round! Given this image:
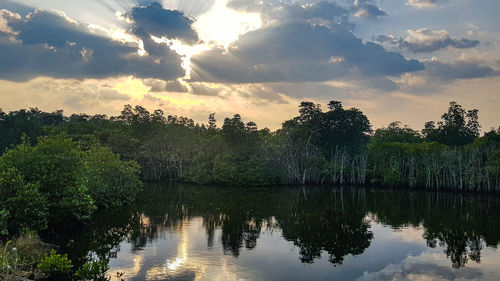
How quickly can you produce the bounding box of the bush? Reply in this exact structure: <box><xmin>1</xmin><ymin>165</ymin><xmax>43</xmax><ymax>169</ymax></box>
<box><xmin>0</xmin><ymin>234</ymin><xmax>48</xmax><ymax>279</ymax></box>
<box><xmin>0</xmin><ymin>209</ymin><xmax>9</xmax><ymax>237</ymax></box>
<box><xmin>0</xmin><ymin>241</ymin><xmax>16</xmax><ymax>276</ymax></box>
<box><xmin>12</xmin><ymin>232</ymin><xmax>48</xmax><ymax>270</ymax></box>
<box><xmin>74</xmin><ymin>259</ymin><xmax>110</xmax><ymax>281</ymax></box>
<box><xmin>0</xmin><ymin>169</ymin><xmax>48</xmax><ymax>236</ymax></box>
<box><xmin>82</xmin><ymin>146</ymin><xmax>142</xmax><ymax>208</ymax></box>
<box><xmin>0</xmin><ymin>134</ymin><xmax>142</xmax><ymax>238</ymax></box>
<box><xmin>0</xmin><ymin>136</ymin><xmax>95</xmax><ymax>226</ymax></box>
<box><xmin>37</xmin><ymin>250</ymin><xmax>72</xmax><ymax>277</ymax></box>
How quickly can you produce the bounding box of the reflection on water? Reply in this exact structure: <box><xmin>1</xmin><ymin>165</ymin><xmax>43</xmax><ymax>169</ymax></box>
<box><xmin>60</xmin><ymin>184</ymin><xmax>500</xmax><ymax>280</ymax></box>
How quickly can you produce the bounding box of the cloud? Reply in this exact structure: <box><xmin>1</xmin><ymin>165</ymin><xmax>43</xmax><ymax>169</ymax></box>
<box><xmin>406</xmin><ymin>0</ymin><xmax>439</xmax><ymax>9</ymax></box>
<box><xmin>189</xmin><ymin>82</ymin><xmax>221</xmax><ymax>96</ymax></box>
<box><xmin>23</xmin><ymin>77</ymin><xmax>132</xmax><ymax>112</ymax></box>
<box><xmin>127</xmin><ymin>2</ymin><xmax>199</xmax><ymax>44</ymax></box>
<box><xmin>136</xmin><ymin>0</ymin><xmax>217</xmax><ymax>17</ymax></box>
<box><xmin>352</xmin><ymin>0</ymin><xmax>387</xmax><ymax>20</ymax></box>
<box><xmin>423</xmin><ymin>60</ymin><xmax>494</xmax><ymax>80</ymax></box>
<box><xmin>190</xmin><ymin>21</ymin><xmax>423</xmax><ymax>83</ymax></box>
<box><xmin>228</xmin><ymin>0</ymin><xmax>384</xmax><ymax>23</ymax></box>
<box><xmin>358</xmin><ymin>261</ymin><xmax>483</xmax><ymax>280</ymax></box>
<box><xmin>166</xmin><ymin>80</ymin><xmax>188</xmax><ymax>92</ymax></box>
<box><xmin>0</xmin><ymin>8</ymin><xmax>185</xmax><ymax>82</ymax></box>
<box><xmin>377</xmin><ymin>28</ymin><xmax>479</xmax><ymax>53</ymax></box>
<box><xmin>227</xmin><ymin>0</ymin><xmax>351</xmax><ymax>28</ymax></box>
<box><xmin>395</xmin><ymin>58</ymin><xmax>496</xmax><ymax>94</ymax></box>
<box><xmin>0</xmin><ymin>9</ymin><xmax>21</xmax><ymax>37</ymax></box>
<box><xmin>232</xmin><ymin>84</ymin><xmax>288</xmax><ymax>104</ymax></box>
<box><xmin>142</xmin><ymin>78</ymin><xmax>167</xmax><ymax>92</ymax></box>
<box><xmin>142</xmin><ymin>78</ymin><xmax>188</xmax><ymax>92</ymax></box>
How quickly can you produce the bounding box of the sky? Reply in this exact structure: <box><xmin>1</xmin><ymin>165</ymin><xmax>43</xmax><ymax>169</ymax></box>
<box><xmin>0</xmin><ymin>0</ymin><xmax>499</xmax><ymax>131</ymax></box>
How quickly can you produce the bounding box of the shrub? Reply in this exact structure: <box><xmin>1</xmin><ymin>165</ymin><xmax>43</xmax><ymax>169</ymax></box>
<box><xmin>0</xmin><ymin>234</ymin><xmax>48</xmax><ymax>279</ymax></box>
<box><xmin>0</xmin><ymin>169</ymin><xmax>48</xmax><ymax>236</ymax></box>
<box><xmin>37</xmin><ymin>250</ymin><xmax>72</xmax><ymax>277</ymax></box>
<box><xmin>13</xmin><ymin>232</ymin><xmax>48</xmax><ymax>270</ymax></box>
<box><xmin>82</xmin><ymin>146</ymin><xmax>142</xmax><ymax>208</ymax></box>
<box><xmin>74</xmin><ymin>259</ymin><xmax>110</xmax><ymax>281</ymax></box>
<box><xmin>0</xmin><ymin>135</ymin><xmax>95</xmax><ymax>226</ymax></box>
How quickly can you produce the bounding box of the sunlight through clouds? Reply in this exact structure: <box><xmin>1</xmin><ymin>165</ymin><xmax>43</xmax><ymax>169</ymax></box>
<box><xmin>193</xmin><ymin>0</ymin><xmax>261</xmax><ymax>48</ymax></box>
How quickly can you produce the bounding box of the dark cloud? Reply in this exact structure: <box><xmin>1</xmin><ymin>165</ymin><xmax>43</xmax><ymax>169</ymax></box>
<box><xmin>424</xmin><ymin>60</ymin><xmax>494</xmax><ymax>80</ymax></box>
<box><xmin>234</xmin><ymin>84</ymin><xmax>288</xmax><ymax>104</ymax></box>
<box><xmin>352</xmin><ymin>0</ymin><xmax>387</xmax><ymax>20</ymax></box>
<box><xmin>143</xmin><ymin>78</ymin><xmax>167</xmax><ymax>92</ymax></box>
<box><xmin>377</xmin><ymin>29</ymin><xmax>479</xmax><ymax>53</ymax></box>
<box><xmin>266</xmin><ymin>82</ymin><xmax>353</xmax><ymax>100</ymax></box>
<box><xmin>0</xmin><ymin>8</ymin><xmax>185</xmax><ymax>82</ymax></box>
<box><xmin>166</xmin><ymin>80</ymin><xmax>188</xmax><ymax>92</ymax></box>
<box><xmin>143</xmin><ymin>78</ymin><xmax>188</xmax><ymax>92</ymax></box>
<box><xmin>228</xmin><ymin>0</ymin><xmax>351</xmax><ymax>28</ymax></box>
<box><xmin>127</xmin><ymin>2</ymin><xmax>198</xmax><ymax>44</ymax></box>
<box><xmin>191</xmin><ymin>21</ymin><xmax>423</xmax><ymax>83</ymax></box>
<box><xmin>228</xmin><ymin>0</ymin><xmax>383</xmax><ymax>23</ymax></box>
<box><xmin>189</xmin><ymin>83</ymin><xmax>221</xmax><ymax>96</ymax></box>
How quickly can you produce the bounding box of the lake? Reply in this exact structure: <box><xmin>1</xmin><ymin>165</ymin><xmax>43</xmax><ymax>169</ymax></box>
<box><xmin>56</xmin><ymin>183</ymin><xmax>500</xmax><ymax>281</ymax></box>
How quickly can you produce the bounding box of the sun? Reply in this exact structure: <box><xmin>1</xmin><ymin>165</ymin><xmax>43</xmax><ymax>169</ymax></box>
<box><xmin>193</xmin><ymin>0</ymin><xmax>262</xmax><ymax>49</ymax></box>
<box><xmin>147</xmin><ymin>0</ymin><xmax>262</xmax><ymax>80</ymax></box>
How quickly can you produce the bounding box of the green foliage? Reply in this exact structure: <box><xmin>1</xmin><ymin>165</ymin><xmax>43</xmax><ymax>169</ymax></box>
<box><xmin>0</xmin><ymin>210</ymin><xmax>8</xmax><ymax>236</ymax></box>
<box><xmin>373</xmin><ymin>121</ymin><xmax>422</xmax><ymax>144</ymax></box>
<box><xmin>486</xmin><ymin>149</ymin><xmax>500</xmax><ymax>176</ymax></box>
<box><xmin>74</xmin><ymin>259</ymin><xmax>110</xmax><ymax>281</ymax></box>
<box><xmin>0</xmin><ymin>134</ymin><xmax>142</xmax><ymax>236</ymax></box>
<box><xmin>4</xmin><ymin>182</ymin><xmax>48</xmax><ymax>235</ymax></box>
<box><xmin>82</xmin><ymin>146</ymin><xmax>142</xmax><ymax>208</ymax></box>
<box><xmin>0</xmin><ymin>108</ymin><xmax>64</xmax><ymax>152</ymax></box>
<box><xmin>0</xmin><ymin>169</ymin><xmax>48</xmax><ymax>236</ymax></box>
<box><xmin>367</xmin><ymin>140</ymin><xmax>497</xmax><ymax>190</ymax></box>
<box><xmin>0</xmin><ymin>135</ymin><xmax>95</xmax><ymax>225</ymax></box>
<box><xmin>0</xmin><ymin>241</ymin><xmax>16</xmax><ymax>276</ymax></box>
<box><xmin>0</xmin><ymin>101</ymin><xmax>498</xmax><ymax>190</ymax></box>
<box><xmin>37</xmin><ymin>250</ymin><xmax>72</xmax><ymax>277</ymax></box>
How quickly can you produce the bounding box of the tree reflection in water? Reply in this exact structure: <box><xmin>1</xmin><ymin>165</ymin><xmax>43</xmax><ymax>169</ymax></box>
<box><xmin>58</xmin><ymin>183</ymin><xmax>500</xmax><ymax>270</ymax></box>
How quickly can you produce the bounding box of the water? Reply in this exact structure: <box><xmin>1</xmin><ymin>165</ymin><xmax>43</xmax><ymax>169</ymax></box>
<box><xmin>59</xmin><ymin>184</ymin><xmax>500</xmax><ymax>281</ymax></box>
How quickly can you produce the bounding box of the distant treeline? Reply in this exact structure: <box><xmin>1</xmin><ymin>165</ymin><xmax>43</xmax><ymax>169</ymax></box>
<box><xmin>1</xmin><ymin>101</ymin><xmax>499</xmax><ymax>191</ymax></box>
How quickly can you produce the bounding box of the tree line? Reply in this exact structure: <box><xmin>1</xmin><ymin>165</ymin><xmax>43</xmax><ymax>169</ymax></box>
<box><xmin>1</xmin><ymin>101</ymin><xmax>499</xmax><ymax>190</ymax></box>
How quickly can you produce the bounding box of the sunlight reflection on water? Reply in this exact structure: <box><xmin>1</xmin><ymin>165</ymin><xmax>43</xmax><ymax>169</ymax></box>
<box><xmin>96</xmin><ymin>185</ymin><xmax>500</xmax><ymax>281</ymax></box>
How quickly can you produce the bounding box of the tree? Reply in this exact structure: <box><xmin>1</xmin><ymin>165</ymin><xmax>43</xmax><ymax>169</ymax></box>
<box><xmin>82</xmin><ymin>146</ymin><xmax>142</xmax><ymax>208</ymax></box>
<box><xmin>320</xmin><ymin>101</ymin><xmax>372</xmax><ymax>149</ymax></box>
<box><xmin>222</xmin><ymin>114</ymin><xmax>246</xmax><ymax>146</ymax></box>
<box><xmin>208</xmin><ymin>113</ymin><xmax>217</xmax><ymax>129</ymax></box>
<box><xmin>0</xmin><ymin>135</ymin><xmax>95</xmax><ymax>226</ymax></box>
<box><xmin>373</xmin><ymin>121</ymin><xmax>422</xmax><ymax>144</ymax></box>
<box><xmin>422</xmin><ymin>102</ymin><xmax>480</xmax><ymax>146</ymax></box>
<box><xmin>0</xmin><ymin>169</ymin><xmax>48</xmax><ymax>236</ymax></box>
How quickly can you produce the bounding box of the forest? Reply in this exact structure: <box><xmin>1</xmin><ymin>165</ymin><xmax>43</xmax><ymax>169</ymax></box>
<box><xmin>1</xmin><ymin>100</ymin><xmax>499</xmax><ymax>190</ymax></box>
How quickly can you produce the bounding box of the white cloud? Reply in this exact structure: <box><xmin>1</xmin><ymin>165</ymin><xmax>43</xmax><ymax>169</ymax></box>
<box><xmin>406</xmin><ymin>0</ymin><xmax>438</xmax><ymax>9</ymax></box>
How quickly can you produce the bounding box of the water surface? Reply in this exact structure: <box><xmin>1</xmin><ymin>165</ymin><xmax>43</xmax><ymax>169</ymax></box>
<box><xmin>63</xmin><ymin>184</ymin><xmax>500</xmax><ymax>281</ymax></box>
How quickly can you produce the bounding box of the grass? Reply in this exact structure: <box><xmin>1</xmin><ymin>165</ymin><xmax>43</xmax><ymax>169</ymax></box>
<box><xmin>0</xmin><ymin>233</ymin><xmax>49</xmax><ymax>281</ymax></box>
